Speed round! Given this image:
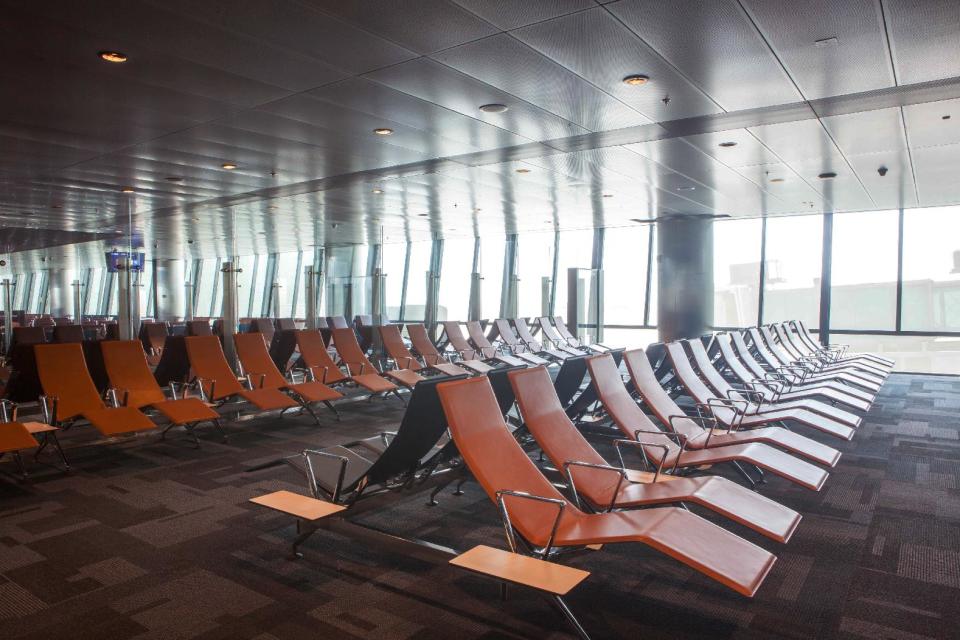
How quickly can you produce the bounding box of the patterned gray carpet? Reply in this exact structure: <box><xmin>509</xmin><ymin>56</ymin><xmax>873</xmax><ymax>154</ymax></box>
<box><xmin>1</xmin><ymin>373</ymin><xmax>958</xmax><ymax>639</ymax></box>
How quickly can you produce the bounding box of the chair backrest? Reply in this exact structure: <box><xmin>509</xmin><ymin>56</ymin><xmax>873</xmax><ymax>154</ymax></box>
<box><xmin>564</xmin><ymin>348</ymin><xmax>624</xmax><ymax>420</ymax></box>
<box><xmin>53</xmin><ymin>324</ymin><xmax>85</xmax><ymax>343</ymax></box>
<box><xmin>685</xmin><ymin>338</ymin><xmax>738</xmax><ymax>398</ymax></box>
<box><xmin>552</xmin><ymin>354</ymin><xmax>588</xmax><ymax>408</ymax></box>
<box><xmin>269</xmin><ymin>328</ymin><xmax>299</xmax><ymax>371</ymax></box>
<box><xmin>294</xmin><ymin>330</ymin><xmax>347</xmax><ymax>383</ymax></box>
<box><xmin>512</xmin><ymin>318</ymin><xmax>542</xmax><ymax>350</ymax></box>
<box><xmin>140</xmin><ymin>322</ymin><xmax>169</xmax><ymax>351</ymax></box>
<box><xmin>379</xmin><ymin>325</ymin><xmax>422</xmax><ymax>371</ymax></box>
<box><xmin>184</xmin><ymin>336</ymin><xmax>244</xmax><ymax>399</ymax></box>
<box><xmin>187</xmin><ymin>320</ymin><xmax>213</xmax><ymax>336</ymax></box>
<box><xmin>437</xmin><ymin>376</ymin><xmax>578</xmax><ymax>548</ymax></box>
<box><xmin>664</xmin><ymin>342</ymin><xmax>739</xmax><ymax>425</ymax></box>
<box><xmin>553</xmin><ymin>316</ymin><xmax>578</xmax><ymax>344</ymax></box>
<box><xmin>330</xmin><ymin>328</ymin><xmax>376</xmax><ymax>376</ymax></box>
<box><xmin>537</xmin><ymin>316</ymin><xmax>565</xmax><ymax>346</ymax></box>
<box><xmin>793</xmin><ymin>320</ymin><xmax>820</xmax><ymax>351</ymax></box>
<box><xmin>586</xmin><ymin>352</ymin><xmax>679</xmax><ymax>461</ymax></box>
<box><xmin>13</xmin><ymin>326</ymin><xmax>46</xmax><ymax>346</ymax></box>
<box><xmin>466</xmin><ymin>321</ymin><xmax>497</xmax><ymax>358</ymax></box>
<box><xmin>153</xmin><ymin>335</ymin><xmax>192</xmax><ymax>386</ymax></box>
<box><xmin>234</xmin><ymin>332</ymin><xmax>287</xmax><ymax>390</ymax></box>
<box><xmin>248</xmin><ymin>318</ymin><xmax>276</xmax><ymax>345</ymax></box>
<box><xmin>363</xmin><ymin>373</ymin><xmax>469</xmax><ymax>488</ymax></box>
<box><xmin>622</xmin><ymin>348</ymin><xmax>705</xmax><ymax>442</ymax></box>
<box><xmin>747</xmin><ymin>327</ymin><xmax>786</xmax><ymax>367</ymax></box>
<box><xmin>327</xmin><ymin>316</ymin><xmax>349</xmax><ymax>329</ymax></box>
<box><xmin>493</xmin><ymin>319</ymin><xmax>521</xmax><ymax>347</ymax></box>
<box><xmin>440</xmin><ymin>321</ymin><xmax>477</xmax><ymax>360</ymax></box>
<box><xmin>101</xmin><ymin>340</ymin><xmax>166</xmax><ymax>407</ymax></box>
<box><xmin>34</xmin><ymin>343</ymin><xmax>105</xmax><ymax>419</ymax></box>
<box><xmin>732</xmin><ymin>331</ymin><xmax>771</xmax><ymax>376</ymax></box>
<box><xmin>355</xmin><ymin>314</ymin><xmax>373</xmax><ymax>327</ymax></box>
<box><xmin>771</xmin><ymin>324</ymin><xmax>803</xmax><ymax>359</ymax></box>
<box><xmin>510</xmin><ymin>366</ymin><xmax>616</xmax><ymax>507</ymax></box>
<box><xmin>407</xmin><ymin>324</ymin><xmax>446</xmax><ymax>365</ymax></box>
<box><xmin>276</xmin><ymin>318</ymin><xmax>297</xmax><ymax>331</ymax></box>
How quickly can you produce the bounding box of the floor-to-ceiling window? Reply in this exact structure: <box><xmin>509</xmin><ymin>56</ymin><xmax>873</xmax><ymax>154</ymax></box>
<box><xmin>437</xmin><ymin>237</ymin><xmax>474</xmax><ymax>321</ymax></box>
<box><xmin>403</xmin><ymin>240</ymin><xmax>431</xmax><ymax>321</ymax></box>
<box><xmin>554</xmin><ymin>228</ymin><xmax>594</xmax><ymax>323</ymax></box>
<box><xmin>381</xmin><ymin>242</ymin><xmax>406</xmax><ymax>320</ymax></box>
<box><xmin>600</xmin><ymin>224</ymin><xmax>656</xmax><ymax>349</ymax></box>
<box><xmin>762</xmin><ymin>214</ymin><xmax>823</xmax><ymax>328</ymax></box>
<box><xmin>830</xmin><ymin>210</ymin><xmax>899</xmax><ymax>330</ymax></box>
<box><xmin>479</xmin><ymin>236</ymin><xmax>505</xmax><ymax>320</ymax></box>
<box><xmin>274</xmin><ymin>251</ymin><xmax>299</xmax><ymax>317</ymax></box>
<box><xmin>516</xmin><ymin>230</ymin><xmax>555</xmax><ymax>319</ymax></box>
<box><xmin>714</xmin><ymin>218</ymin><xmax>762</xmax><ymax>327</ymax></box>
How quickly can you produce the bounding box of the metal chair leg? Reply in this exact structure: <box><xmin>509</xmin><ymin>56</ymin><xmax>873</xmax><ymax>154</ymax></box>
<box><xmin>731</xmin><ymin>461</ymin><xmax>758</xmax><ymax>490</ymax></box>
<box><xmin>551</xmin><ymin>595</ymin><xmax>592</xmax><ymax>640</ymax></box>
<box><xmin>324</xmin><ymin>401</ymin><xmax>341</xmax><ymax>421</ymax></box>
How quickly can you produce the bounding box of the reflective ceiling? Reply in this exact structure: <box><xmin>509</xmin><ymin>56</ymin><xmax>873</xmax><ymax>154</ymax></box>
<box><xmin>0</xmin><ymin>0</ymin><xmax>958</xmax><ymax>270</ymax></box>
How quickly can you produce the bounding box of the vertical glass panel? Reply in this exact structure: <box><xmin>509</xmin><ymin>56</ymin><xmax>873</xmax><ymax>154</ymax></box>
<box><xmin>554</xmin><ymin>229</ymin><xmax>595</xmax><ymax>321</ymax></box>
<box><xmin>902</xmin><ymin>205</ymin><xmax>960</xmax><ymax>331</ymax></box>
<box><xmin>138</xmin><ymin>261</ymin><xmax>154</xmax><ymax>319</ymax></box>
<box><xmin>195</xmin><ymin>259</ymin><xmax>215</xmax><ymax>317</ymax></box>
<box><xmin>404</xmin><ymin>240</ymin><xmax>432</xmax><ymax>321</ymax></box>
<box><xmin>602</xmin><ymin>224</ymin><xmax>650</xmax><ymax>325</ymax></box>
<box><xmin>249</xmin><ymin>255</ymin><xmax>267</xmax><ymax>317</ymax></box>
<box><xmin>274</xmin><ymin>251</ymin><xmax>299</xmax><ymax>317</ymax></box>
<box><xmin>713</xmin><ymin>218</ymin><xmax>762</xmax><ymax>327</ymax></box>
<box><xmin>381</xmin><ymin>242</ymin><xmax>406</xmax><ymax>320</ymax></box>
<box><xmin>293</xmin><ymin>252</ymin><xmax>307</xmax><ymax>320</ymax></box>
<box><xmin>235</xmin><ymin>255</ymin><xmax>256</xmax><ymax>318</ymax></box>
<box><xmin>479</xmin><ymin>235</ymin><xmax>505</xmax><ymax>320</ymax></box>
<box><xmin>762</xmin><ymin>214</ymin><xmax>823</xmax><ymax>328</ymax></box>
<box><xmin>437</xmin><ymin>237</ymin><xmax>474</xmax><ymax>321</ymax></box>
<box><xmin>85</xmin><ymin>269</ymin><xmax>105</xmax><ymax>316</ymax></box>
<box><xmin>648</xmin><ymin>227</ymin><xmax>658</xmax><ymax>326</ymax></box>
<box><xmin>830</xmin><ymin>210</ymin><xmax>898</xmax><ymax>330</ymax></box>
<box><xmin>516</xmin><ymin>230</ymin><xmax>555</xmax><ymax>318</ymax></box>
<box><xmin>12</xmin><ymin>273</ymin><xmax>25</xmax><ymax>309</ymax></box>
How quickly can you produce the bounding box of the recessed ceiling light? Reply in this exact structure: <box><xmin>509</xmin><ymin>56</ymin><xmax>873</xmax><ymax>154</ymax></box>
<box><xmin>515</xmin><ymin>168</ymin><xmax>531</xmax><ymax>174</ymax></box>
<box><xmin>622</xmin><ymin>74</ymin><xmax>650</xmax><ymax>86</ymax></box>
<box><xmin>479</xmin><ymin>103</ymin><xmax>508</xmax><ymax>113</ymax></box>
<box><xmin>121</xmin><ymin>187</ymin><xmax>135</xmax><ymax>193</ymax></box>
<box><xmin>818</xmin><ymin>171</ymin><xmax>837</xmax><ymax>179</ymax></box>
<box><xmin>221</xmin><ymin>162</ymin><xmax>237</xmax><ymax>170</ymax></box>
<box><xmin>418</xmin><ymin>213</ymin><xmax>429</xmax><ymax>217</ymax></box>
<box><xmin>51</xmin><ymin>205</ymin><xmax>62</xmax><ymax>209</ymax></box>
<box><xmin>676</xmin><ymin>186</ymin><xmax>696</xmax><ymax>191</ymax></box>
<box><xmin>943</xmin><ymin>115</ymin><xmax>952</xmax><ymax>120</ymax></box>
<box><xmin>602</xmin><ymin>194</ymin><xmax>613</xmax><ymax>198</ymax></box>
<box><xmin>192</xmin><ymin>217</ymin><xmax>200</xmax><ymax>221</ymax></box>
<box><xmin>98</xmin><ymin>51</ymin><xmax>127</xmax><ymax>63</ymax></box>
<box><xmin>267</xmin><ymin>206</ymin><xmax>278</xmax><ymax>211</ymax></box>
<box><xmin>718</xmin><ymin>141</ymin><xmax>737</xmax><ymax>148</ymax></box>
<box><xmin>372</xmin><ymin>188</ymin><xmax>383</xmax><ymax>194</ymax></box>
<box><xmin>373</xmin><ymin>128</ymin><xmax>394</xmax><ymax>135</ymax></box>
<box><xmin>165</xmin><ymin>176</ymin><xmax>183</xmax><ymax>182</ymax></box>
<box><xmin>814</xmin><ymin>37</ymin><xmax>839</xmax><ymax>48</ymax></box>
<box><xmin>769</xmin><ymin>177</ymin><xmax>786</xmax><ymax>183</ymax></box>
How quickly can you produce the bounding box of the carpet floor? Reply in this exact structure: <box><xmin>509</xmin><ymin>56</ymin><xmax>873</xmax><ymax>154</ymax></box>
<box><xmin>1</xmin><ymin>373</ymin><xmax>958</xmax><ymax>639</ymax></box>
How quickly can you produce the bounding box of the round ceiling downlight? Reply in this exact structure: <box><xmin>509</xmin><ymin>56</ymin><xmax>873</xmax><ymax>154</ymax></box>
<box><xmin>479</xmin><ymin>103</ymin><xmax>508</xmax><ymax>113</ymax></box>
<box><xmin>221</xmin><ymin>162</ymin><xmax>238</xmax><ymax>170</ymax></box>
<box><xmin>121</xmin><ymin>187</ymin><xmax>135</xmax><ymax>193</ymax></box>
<box><xmin>515</xmin><ymin>168</ymin><xmax>531</xmax><ymax>174</ymax></box>
<box><xmin>622</xmin><ymin>74</ymin><xmax>650</xmax><ymax>86</ymax></box>
<box><xmin>373</xmin><ymin>128</ymin><xmax>394</xmax><ymax>135</ymax></box>
<box><xmin>718</xmin><ymin>141</ymin><xmax>737</xmax><ymax>147</ymax></box>
<box><xmin>818</xmin><ymin>171</ymin><xmax>837</xmax><ymax>179</ymax></box>
<box><xmin>98</xmin><ymin>51</ymin><xmax>127</xmax><ymax>63</ymax></box>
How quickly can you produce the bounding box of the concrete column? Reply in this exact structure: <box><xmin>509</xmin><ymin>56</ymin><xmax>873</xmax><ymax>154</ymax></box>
<box><xmin>154</xmin><ymin>259</ymin><xmax>185</xmax><ymax>321</ymax></box>
<box><xmin>657</xmin><ymin>216</ymin><xmax>714</xmax><ymax>342</ymax></box>
<box><xmin>47</xmin><ymin>269</ymin><xmax>76</xmax><ymax>318</ymax></box>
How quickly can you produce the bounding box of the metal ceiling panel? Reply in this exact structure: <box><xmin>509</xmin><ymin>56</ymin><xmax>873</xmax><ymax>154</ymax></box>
<box><xmin>820</xmin><ymin>107</ymin><xmax>908</xmax><ymax>156</ymax></box>
<box><xmin>366</xmin><ymin>57</ymin><xmax>588</xmax><ymax>141</ymax></box>
<box><xmin>884</xmin><ymin>0</ymin><xmax>960</xmax><ymax>85</ymax></box>
<box><xmin>451</xmin><ymin>0</ymin><xmax>594</xmax><ymax>30</ymax></box>
<box><xmin>902</xmin><ymin>98</ymin><xmax>960</xmax><ymax>149</ymax></box>
<box><xmin>431</xmin><ymin>33</ymin><xmax>650</xmax><ymax>132</ymax></box>
<box><xmin>607</xmin><ymin>0</ymin><xmax>802</xmax><ymax>111</ymax></box>
<box><xmin>747</xmin><ymin>119</ymin><xmax>842</xmax><ymax>166</ymax></box>
<box><xmin>679</xmin><ymin>129</ymin><xmax>784</xmax><ymax>169</ymax></box>
<box><xmin>740</xmin><ymin>0</ymin><xmax>894</xmax><ymax>99</ymax></box>
<box><xmin>911</xmin><ymin>143</ymin><xmax>960</xmax><ymax>206</ymax></box>
<box><xmin>844</xmin><ymin>149</ymin><xmax>918</xmax><ymax>209</ymax></box>
<box><xmin>513</xmin><ymin>7</ymin><xmax>722</xmax><ymax>121</ymax></box>
<box><xmin>308</xmin><ymin>0</ymin><xmax>500</xmax><ymax>54</ymax></box>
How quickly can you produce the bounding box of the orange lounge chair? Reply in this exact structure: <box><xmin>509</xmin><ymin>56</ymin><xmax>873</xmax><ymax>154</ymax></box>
<box><xmin>247</xmin><ymin>318</ymin><xmax>276</xmax><ymax>345</ymax></box>
<box><xmin>101</xmin><ymin>340</ymin><xmax>224</xmax><ymax>443</ymax></box>
<box><xmin>666</xmin><ymin>342</ymin><xmax>857</xmax><ymax>441</ymax></box>
<box><xmin>302</xmin><ymin>328</ymin><xmax>400</xmax><ymax>401</ymax></box>
<box><xmin>187</xmin><ymin>320</ymin><xmax>213</xmax><ymax>336</ymax></box>
<box><xmin>730</xmin><ymin>331</ymin><xmax>876</xmax><ymax>402</ymax></box>
<box><xmin>714</xmin><ymin>333</ymin><xmax>872</xmax><ymax>412</ymax></box>
<box><xmin>34</xmin><ymin>343</ymin><xmax>157</xmax><ymax>437</ymax></box>
<box><xmin>509</xmin><ymin>366</ymin><xmax>801</xmax><ymax>543</ymax></box>
<box><xmin>406</xmin><ymin>324</ymin><xmax>473</xmax><ymax>376</ymax></box>
<box><xmin>330</xmin><ymin>327</ymin><xmax>412</xmax><ymax>395</ymax></box>
<box><xmin>623</xmin><ymin>349</ymin><xmax>840</xmax><ymax>468</ymax></box>
<box><xmin>234</xmin><ymin>332</ymin><xmax>342</xmax><ymax>421</ymax></box>
<box><xmin>466</xmin><ymin>321</ymin><xmax>527</xmax><ymax>367</ymax></box>
<box><xmin>437</xmin><ymin>322</ymin><xmax>496</xmax><ymax>374</ymax></box>
<box><xmin>792</xmin><ymin>320</ymin><xmax>894</xmax><ymax>368</ymax></box>
<box><xmin>587</xmin><ymin>353</ymin><xmax>829</xmax><ymax>491</ymax></box>
<box><xmin>772</xmin><ymin>323</ymin><xmax>890</xmax><ymax>378</ymax></box>
<box><xmin>184</xmin><ymin>336</ymin><xmax>300</xmax><ymax>412</ymax></box>
<box><xmin>492</xmin><ymin>319</ymin><xmax>553</xmax><ymax>365</ymax></box>
<box><xmin>536</xmin><ymin>317</ymin><xmax>593</xmax><ymax>355</ymax></box>
<box><xmin>751</xmin><ymin>327</ymin><xmax>883</xmax><ymax>391</ymax></box>
<box><xmin>0</xmin><ymin>399</ymin><xmax>42</xmax><ymax>479</ymax></box>
<box><xmin>437</xmin><ymin>375</ymin><xmax>777</xmax><ymax>597</ymax></box>
<box><xmin>139</xmin><ymin>322</ymin><xmax>169</xmax><ymax>366</ymax></box>
<box><xmin>377</xmin><ymin>325</ymin><xmax>429</xmax><ymax>388</ymax></box>
<box><xmin>552</xmin><ymin>316</ymin><xmax>608</xmax><ymax>353</ymax></box>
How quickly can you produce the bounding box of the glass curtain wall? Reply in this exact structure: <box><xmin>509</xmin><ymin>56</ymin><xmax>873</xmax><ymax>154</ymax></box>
<box><xmin>516</xmin><ymin>230</ymin><xmax>555</xmax><ymax>319</ymax></box>
<box><xmin>437</xmin><ymin>237</ymin><xmax>474</xmax><ymax>321</ymax></box>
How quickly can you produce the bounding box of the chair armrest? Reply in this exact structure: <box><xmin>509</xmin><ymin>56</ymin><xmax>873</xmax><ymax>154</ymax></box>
<box><xmin>495</xmin><ymin>490</ymin><xmax>566</xmax><ymax>556</ymax></box>
<box><xmin>561</xmin><ymin>460</ymin><xmax>626</xmax><ymax>512</ymax></box>
<box><xmin>39</xmin><ymin>395</ymin><xmax>59</xmax><ymax>424</ymax></box>
<box><xmin>0</xmin><ymin>398</ymin><xmax>17</xmax><ymax>422</ymax></box>
<box><xmin>614</xmin><ymin>439</ymin><xmax>671</xmax><ymax>483</ymax></box>
<box><xmin>195</xmin><ymin>377</ymin><xmax>216</xmax><ymax>402</ymax></box>
<box><xmin>302</xmin><ymin>449</ymin><xmax>349</xmax><ymax>503</ymax></box>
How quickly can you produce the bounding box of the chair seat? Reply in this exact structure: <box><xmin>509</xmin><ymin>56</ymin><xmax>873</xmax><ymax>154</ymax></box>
<box><xmin>352</xmin><ymin>373</ymin><xmax>398</xmax><ymax>393</ymax></box>
<box><xmin>288</xmin><ymin>381</ymin><xmax>343</xmax><ymax>403</ymax></box>
<box><xmin>152</xmin><ymin>397</ymin><xmax>221</xmax><ymax>425</ymax></box>
<box><xmin>675</xmin><ymin>442</ymin><xmax>829</xmax><ymax>491</ymax></box>
<box><xmin>83</xmin><ymin>406</ymin><xmax>157</xmax><ymax>436</ymax></box>
<box><xmin>0</xmin><ymin>422</ymin><xmax>40</xmax><ymax>453</ymax></box>
<box><xmin>687</xmin><ymin>426</ymin><xmax>840</xmax><ymax>467</ymax></box>
<box><xmin>460</xmin><ymin>359</ymin><xmax>494</xmax><ymax>374</ymax></box>
<box><xmin>237</xmin><ymin>388</ymin><xmax>301</xmax><ymax>410</ymax></box>
<box><xmin>384</xmin><ymin>369</ymin><xmax>424</xmax><ymax>389</ymax></box>
<box><xmin>432</xmin><ymin>362</ymin><xmax>470</xmax><ymax>376</ymax></box>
